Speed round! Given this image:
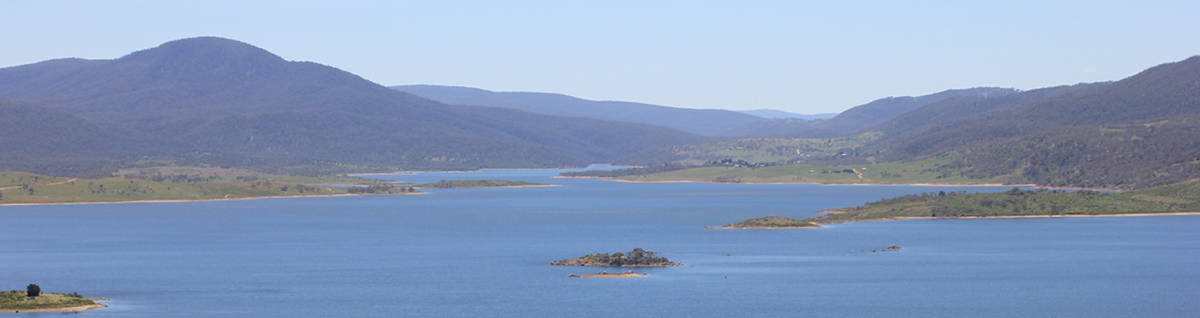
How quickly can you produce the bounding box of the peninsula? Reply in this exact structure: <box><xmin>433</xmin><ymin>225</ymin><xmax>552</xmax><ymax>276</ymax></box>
<box><xmin>707</xmin><ymin>216</ymin><xmax>821</xmax><ymax>229</ymax></box>
<box><xmin>1</xmin><ymin>289</ymin><xmax>105</xmax><ymax>313</ymax></box>
<box><xmin>723</xmin><ymin>180</ymin><xmax>1200</xmax><ymax>227</ymax></box>
<box><xmin>0</xmin><ymin>169</ymin><xmax>416</xmax><ymax>206</ymax></box>
<box><xmin>552</xmin><ymin>248</ymin><xmax>681</xmax><ymax>267</ymax></box>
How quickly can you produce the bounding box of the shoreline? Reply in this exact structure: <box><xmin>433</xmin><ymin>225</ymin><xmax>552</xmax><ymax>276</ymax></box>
<box><xmin>419</xmin><ymin>184</ymin><xmax>561</xmax><ymax>189</ymax></box>
<box><xmin>816</xmin><ymin>211</ymin><xmax>1200</xmax><ymax>225</ymax></box>
<box><xmin>349</xmin><ymin>166</ymin><xmax>602</xmax><ymax>176</ymax></box>
<box><xmin>568</xmin><ymin>272</ymin><xmax>647</xmax><ymax>278</ymax></box>
<box><xmin>0</xmin><ymin>192</ymin><xmax>423</xmax><ymax>207</ymax></box>
<box><xmin>555</xmin><ymin>175</ymin><xmax>1118</xmax><ymax>191</ymax></box>
<box><xmin>4</xmin><ymin>300</ymin><xmax>107</xmax><ymax>313</ymax></box>
<box><xmin>705</xmin><ymin>225</ymin><xmax>822</xmax><ymax>230</ymax></box>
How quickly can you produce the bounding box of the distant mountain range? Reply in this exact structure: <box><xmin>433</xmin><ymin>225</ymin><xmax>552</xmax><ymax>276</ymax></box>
<box><xmin>390</xmin><ymin>85</ymin><xmax>765</xmax><ymax>136</ymax></box>
<box><xmin>0</xmin><ymin>37</ymin><xmax>704</xmax><ymax>176</ymax></box>
<box><xmin>630</xmin><ymin>55</ymin><xmax>1200</xmax><ymax>189</ymax></box>
<box><xmin>736</xmin><ymin>109</ymin><xmax>837</xmax><ymax>120</ymax></box>
<box><xmin>865</xmin><ymin>56</ymin><xmax>1200</xmax><ymax>188</ymax></box>
<box><xmin>720</xmin><ymin>87</ymin><xmax>1019</xmax><ymax>137</ymax></box>
<box><xmin>3</xmin><ymin>36</ymin><xmax>1196</xmax><ymax>190</ymax></box>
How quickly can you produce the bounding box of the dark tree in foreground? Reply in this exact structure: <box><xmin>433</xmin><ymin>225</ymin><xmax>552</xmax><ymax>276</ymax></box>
<box><xmin>26</xmin><ymin>284</ymin><xmax>41</xmax><ymax>297</ymax></box>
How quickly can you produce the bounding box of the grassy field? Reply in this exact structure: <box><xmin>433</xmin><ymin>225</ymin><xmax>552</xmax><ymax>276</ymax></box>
<box><xmin>661</xmin><ymin>133</ymin><xmax>881</xmax><ymax>165</ymax></box>
<box><xmin>0</xmin><ymin>170</ymin><xmax>414</xmax><ymax>205</ymax></box>
<box><xmin>0</xmin><ymin>172</ymin><xmax>67</xmax><ymax>188</ymax></box>
<box><xmin>0</xmin><ymin>291</ymin><xmax>98</xmax><ymax>311</ymax></box>
<box><xmin>114</xmin><ymin>166</ymin><xmax>393</xmax><ymax>186</ymax></box>
<box><xmin>810</xmin><ymin>180</ymin><xmax>1200</xmax><ymax>224</ymax></box>
<box><xmin>610</xmin><ymin>156</ymin><xmax>999</xmax><ymax>185</ymax></box>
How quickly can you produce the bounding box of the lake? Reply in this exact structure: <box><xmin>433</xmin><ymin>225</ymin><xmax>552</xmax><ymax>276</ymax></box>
<box><xmin>2</xmin><ymin>165</ymin><xmax>1198</xmax><ymax>317</ymax></box>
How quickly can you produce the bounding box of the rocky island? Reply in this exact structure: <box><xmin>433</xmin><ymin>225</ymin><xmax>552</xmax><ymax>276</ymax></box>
<box><xmin>1</xmin><ymin>285</ymin><xmax>106</xmax><ymax>313</ymax></box>
<box><xmin>552</xmin><ymin>248</ymin><xmax>681</xmax><ymax>267</ymax></box>
<box><xmin>707</xmin><ymin>216</ymin><xmax>821</xmax><ymax>229</ymax></box>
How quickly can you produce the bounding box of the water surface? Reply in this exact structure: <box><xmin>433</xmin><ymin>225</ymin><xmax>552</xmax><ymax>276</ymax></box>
<box><xmin>3</xmin><ymin>165</ymin><xmax>1197</xmax><ymax>317</ymax></box>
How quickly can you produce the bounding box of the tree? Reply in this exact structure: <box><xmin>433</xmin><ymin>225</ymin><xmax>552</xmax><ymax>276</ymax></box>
<box><xmin>26</xmin><ymin>284</ymin><xmax>41</xmax><ymax>297</ymax></box>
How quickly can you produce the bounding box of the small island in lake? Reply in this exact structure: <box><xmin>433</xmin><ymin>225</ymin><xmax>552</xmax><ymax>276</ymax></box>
<box><xmin>1</xmin><ymin>285</ymin><xmax>106</xmax><ymax>313</ymax></box>
<box><xmin>420</xmin><ymin>179</ymin><xmax>553</xmax><ymax>189</ymax></box>
<box><xmin>552</xmin><ymin>248</ymin><xmax>681</xmax><ymax>267</ymax></box>
<box><xmin>568</xmin><ymin>271</ymin><xmax>647</xmax><ymax>278</ymax></box>
<box><xmin>707</xmin><ymin>216</ymin><xmax>821</xmax><ymax>229</ymax></box>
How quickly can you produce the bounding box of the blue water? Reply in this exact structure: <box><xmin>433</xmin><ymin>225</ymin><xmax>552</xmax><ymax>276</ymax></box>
<box><xmin>2</xmin><ymin>165</ymin><xmax>1198</xmax><ymax>317</ymax></box>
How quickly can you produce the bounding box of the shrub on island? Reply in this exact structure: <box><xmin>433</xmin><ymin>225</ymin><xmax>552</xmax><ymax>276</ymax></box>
<box><xmin>552</xmin><ymin>248</ymin><xmax>681</xmax><ymax>267</ymax></box>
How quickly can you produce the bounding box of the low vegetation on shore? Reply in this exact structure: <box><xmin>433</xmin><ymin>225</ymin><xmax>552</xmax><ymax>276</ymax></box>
<box><xmin>420</xmin><ymin>179</ymin><xmax>549</xmax><ymax>188</ymax></box>
<box><xmin>1</xmin><ymin>288</ymin><xmax>102</xmax><ymax>313</ymax></box>
<box><xmin>708</xmin><ymin>216</ymin><xmax>820</xmax><ymax>229</ymax></box>
<box><xmin>564</xmin><ymin>156</ymin><xmax>1002</xmax><ymax>185</ymax></box>
<box><xmin>0</xmin><ymin>169</ymin><xmax>416</xmax><ymax>205</ymax></box>
<box><xmin>552</xmin><ymin>248</ymin><xmax>681</xmax><ymax>267</ymax></box>
<box><xmin>718</xmin><ymin>180</ymin><xmax>1200</xmax><ymax>227</ymax></box>
<box><xmin>814</xmin><ymin>181</ymin><xmax>1200</xmax><ymax>224</ymax></box>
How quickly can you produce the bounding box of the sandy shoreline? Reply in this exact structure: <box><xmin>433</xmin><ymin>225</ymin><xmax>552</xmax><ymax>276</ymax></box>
<box><xmin>349</xmin><ymin>166</ymin><xmax>594</xmax><ymax>176</ymax></box>
<box><xmin>419</xmin><ymin>184</ymin><xmax>561</xmax><ymax>189</ymax></box>
<box><xmin>888</xmin><ymin>211</ymin><xmax>1200</xmax><ymax>220</ymax></box>
<box><xmin>568</xmin><ymin>272</ymin><xmax>647</xmax><ymax>278</ymax></box>
<box><xmin>0</xmin><ymin>192</ymin><xmax>423</xmax><ymax>207</ymax></box>
<box><xmin>556</xmin><ymin>175</ymin><xmax>1117</xmax><ymax>191</ymax></box>
<box><xmin>811</xmin><ymin>211</ymin><xmax>1200</xmax><ymax>226</ymax></box>
<box><xmin>705</xmin><ymin>225</ymin><xmax>822</xmax><ymax>230</ymax></box>
<box><xmin>4</xmin><ymin>302</ymin><xmax>107</xmax><ymax>313</ymax></box>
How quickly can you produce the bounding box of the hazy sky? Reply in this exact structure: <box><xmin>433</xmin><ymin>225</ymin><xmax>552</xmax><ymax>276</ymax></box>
<box><xmin>3</xmin><ymin>1</ymin><xmax>1198</xmax><ymax>113</ymax></box>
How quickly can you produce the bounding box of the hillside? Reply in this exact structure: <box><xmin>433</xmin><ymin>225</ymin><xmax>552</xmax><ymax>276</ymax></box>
<box><xmin>601</xmin><ymin>56</ymin><xmax>1200</xmax><ymax>190</ymax></box>
<box><xmin>864</xmin><ymin>56</ymin><xmax>1200</xmax><ymax>188</ymax></box>
<box><xmin>867</xmin><ymin>57</ymin><xmax>1198</xmax><ymax>159</ymax></box>
<box><xmin>391</xmin><ymin>85</ymin><xmax>764</xmax><ymax>136</ymax></box>
<box><xmin>723</xmin><ymin>87</ymin><xmax>1017</xmax><ymax>137</ymax></box>
<box><xmin>0</xmin><ymin>37</ymin><xmax>705</xmax><ymax>176</ymax></box>
<box><xmin>0</xmin><ymin>101</ymin><xmax>127</xmax><ymax>177</ymax></box>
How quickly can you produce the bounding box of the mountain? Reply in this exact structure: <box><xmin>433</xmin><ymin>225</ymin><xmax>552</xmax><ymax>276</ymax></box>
<box><xmin>0</xmin><ymin>37</ymin><xmax>705</xmax><ymax>176</ymax></box>
<box><xmin>868</xmin><ymin>56</ymin><xmax>1200</xmax><ymax>161</ymax></box>
<box><xmin>854</xmin><ymin>56</ymin><xmax>1200</xmax><ymax>188</ymax></box>
<box><xmin>0</xmin><ymin>101</ymin><xmax>126</xmax><ymax>176</ymax></box>
<box><xmin>722</xmin><ymin>87</ymin><xmax>1018</xmax><ymax>137</ymax></box>
<box><xmin>391</xmin><ymin>85</ymin><xmax>765</xmax><ymax>136</ymax></box>
<box><xmin>737</xmin><ymin>109</ymin><xmax>836</xmax><ymax>120</ymax></box>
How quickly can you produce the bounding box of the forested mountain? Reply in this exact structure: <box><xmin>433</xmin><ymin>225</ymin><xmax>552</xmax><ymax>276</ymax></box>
<box><xmin>843</xmin><ymin>56</ymin><xmax>1200</xmax><ymax>188</ymax></box>
<box><xmin>0</xmin><ymin>37</ymin><xmax>704</xmax><ymax>176</ymax></box>
<box><xmin>959</xmin><ymin>116</ymin><xmax>1200</xmax><ymax>189</ymax></box>
<box><xmin>722</xmin><ymin>87</ymin><xmax>1017</xmax><ymax>137</ymax></box>
<box><xmin>866</xmin><ymin>56</ymin><xmax>1200</xmax><ymax>161</ymax></box>
<box><xmin>602</xmin><ymin>56</ymin><xmax>1200</xmax><ymax>189</ymax></box>
<box><xmin>737</xmin><ymin>109</ymin><xmax>836</xmax><ymax>120</ymax></box>
<box><xmin>391</xmin><ymin>85</ymin><xmax>765</xmax><ymax>136</ymax></box>
<box><xmin>0</xmin><ymin>101</ymin><xmax>125</xmax><ymax>176</ymax></box>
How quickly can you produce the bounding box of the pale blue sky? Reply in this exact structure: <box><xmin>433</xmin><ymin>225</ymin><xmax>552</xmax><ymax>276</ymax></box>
<box><xmin>3</xmin><ymin>0</ymin><xmax>1198</xmax><ymax>113</ymax></box>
